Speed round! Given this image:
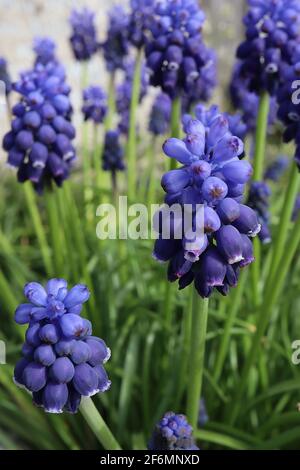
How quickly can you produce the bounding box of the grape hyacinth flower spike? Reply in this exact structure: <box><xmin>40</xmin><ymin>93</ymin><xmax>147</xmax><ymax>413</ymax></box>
<box><xmin>128</xmin><ymin>0</ymin><xmax>155</xmax><ymax>50</ymax></box>
<box><xmin>102</xmin><ymin>5</ymin><xmax>129</xmax><ymax>73</ymax></box>
<box><xmin>33</xmin><ymin>37</ymin><xmax>57</xmax><ymax>66</ymax></box>
<box><xmin>148</xmin><ymin>412</ymin><xmax>199</xmax><ymax>450</ymax></box>
<box><xmin>229</xmin><ymin>63</ymin><xmax>277</xmax><ymax>136</ymax></box>
<box><xmin>149</xmin><ymin>93</ymin><xmax>172</xmax><ymax>136</ymax></box>
<box><xmin>235</xmin><ymin>0</ymin><xmax>300</xmax><ymax>96</ymax></box>
<box><xmin>14</xmin><ymin>279</ymin><xmax>111</xmax><ymax>414</ymax></box>
<box><xmin>116</xmin><ymin>59</ymin><xmax>149</xmax><ymax>135</ymax></box>
<box><xmin>264</xmin><ymin>155</ymin><xmax>289</xmax><ymax>182</ymax></box>
<box><xmin>145</xmin><ymin>0</ymin><xmax>217</xmax><ymax>102</ymax></box>
<box><xmin>2</xmin><ymin>59</ymin><xmax>75</xmax><ymax>193</ymax></box>
<box><xmin>153</xmin><ymin>105</ymin><xmax>260</xmax><ymax>298</ymax></box>
<box><xmin>82</xmin><ymin>86</ymin><xmax>107</xmax><ymax>124</ymax></box>
<box><xmin>69</xmin><ymin>7</ymin><xmax>98</xmax><ymax>61</ymax></box>
<box><xmin>102</xmin><ymin>130</ymin><xmax>125</xmax><ymax>174</ymax></box>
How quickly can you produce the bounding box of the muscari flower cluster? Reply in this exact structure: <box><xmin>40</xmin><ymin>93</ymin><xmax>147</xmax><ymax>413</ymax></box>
<box><xmin>0</xmin><ymin>57</ymin><xmax>11</xmax><ymax>95</ymax></box>
<box><xmin>102</xmin><ymin>130</ymin><xmax>125</xmax><ymax>173</ymax></box>
<box><xmin>149</xmin><ymin>92</ymin><xmax>172</xmax><ymax>136</ymax></box>
<box><xmin>33</xmin><ymin>37</ymin><xmax>57</xmax><ymax>66</ymax></box>
<box><xmin>14</xmin><ymin>279</ymin><xmax>111</xmax><ymax>414</ymax></box>
<box><xmin>277</xmin><ymin>47</ymin><xmax>300</xmax><ymax>167</ymax></box>
<box><xmin>128</xmin><ymin>0</ymin><xmax>155</xmax><ymax>49</ymax></box>
<box><xmin>148</xmin><ymin>412</ymin><xmax>199</xmax><ymax>451</ymax></box>
<box><xmin>2</xmin><ymin>59</ymin><xmax>75</xmax><ymax>193</ymax></box>
<box><xmin>116</xmin><ymin>60</ymin><xmax>149</xmax><ymax>135</ymax></box>
<box><xmin>69</xmin><ymin>8</ymin><xmax>98</xmax><ymax>61</ymax></box>
<box><xmin>247</xmin><ymin>181</ymin><xmax>272</xmax><ymax>244</ymax></box>
<box><xmin>102</xmin><ymin>5</ymin><xmax>129</xmax><ymax>72</ymax></box>
<box><xmin>153</xmin><ymin>105</ymin><xmax>261</xmax><ymax>298</ymax></box>
<box><xmin>145</xmin><ymin>0</ymin><xmax>217</xmax><ymax>101</ymax></box>
<box><xmin>235</xmin><ymin>0</ymin><xmax>300</xmax><ymax>96</ymax></box>
<box><xmin>82</xmin><ymin>86</ymin><xmax>107</xmax><ymax>124</ymax></box>
<box><xmin>230</xmin><ymin>63</ymin><xmax>277</xmax><ymax>135</ymax></box>
<box><xmin>264</xmin><ymin>155</ymin><xmax>289</xmax><ymax>181</ymax></box>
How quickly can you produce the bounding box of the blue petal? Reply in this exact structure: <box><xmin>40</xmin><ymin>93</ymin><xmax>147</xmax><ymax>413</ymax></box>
<box><xmin>59</xmin><ymin>314</ymin><xmax>86</xmax><ymax>338</ymax></box>
<box><xmin>86</xmin><ymin>337</ymin><xmax>111</xmax><ymax>365</ymax></box>
<box><xmin>43</xmin><ymin>382</ymin><xmax>68</xmax><ymax>413</ymax></box>
<box><xmin>163</xmin><ymin>138</ymin><xmax>193</xmax><ymax>164</ymax></box>
<box><xmin>14</xmin><ymin>303</ymin><xmax>33</xmax><ymax>324</ymax></box>
<box><xmin>24</xmin><ymin>282</ymin><xmax>47</xmax><ymax>307</ymax></box>
<box><xmin>64</xmin><ymin>284</ymin><xmax>90</xmax><ymax>309</ymax></box>
<box><xmin>222</xmin><ymin>160</ymin><xmax>253</xmax><ymax>184</ymax></box>
<box><xmin>161</xmin><ymin>169</ymin><xmax>190</xmax><ymax>193</ymax></box>
<box><xmin>46</xmin><ymin>278</ymin><xmax>68</xmax><ymax>297</ymax></box>
<box><xmin>213</xmin><ymin>135</ymin><xmax>244</xmax><ymax>162</ymax></box>
<box><xmin>72</xmin><ymin>363</ymin><xmax>99</xmax><ymax>397</ymax></box>
<box><xmin>22</xmin><ymin>362</ymin><xmax>47</xmax><ymax>392</ymax></box>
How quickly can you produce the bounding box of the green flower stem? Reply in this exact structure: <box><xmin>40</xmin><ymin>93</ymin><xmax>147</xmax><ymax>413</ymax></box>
<box><xmin>146</xmin><ymin>136</ymin><xmax>157</xmax><ymax>210</ymax></box>
<box><xmin>62</xmin><ymin>182</ymin><xmax>96</xmax><ymax>318</ymax></box>
<box><xmin>175</xmin><ymin>288</ymin><xmax>193</xmax><ymax>408</ymax></box>
<box><xmin>106</xmin><ymin>72</ymin><xmax>116</xmax><ymax>131</ymax></box>
<box><xmin>82</xmin><ymin>120</ymin><xmax>91</xmax><ymax>205</ymax></box>
<box><xmin>80</xmin><ymin>397</ymin><xmax>121</xmax><ymax>450</ymax></box>
<box><xmin>170</xmin><ymin>96</ymin><xmax>181</xmax><ymax>171</ymax></box>
<box><xmin>45</xmin><ymin>186</ymin><xmax>64</xmax><ymax>276</ymax></box>
<box><xmin>127</xmin><ymin>49</ymin><xmax>143</xmax><ymax>202</ymax></box>
<box><xmin>56</xmin><ymin>188</ymin><xmax>79</xmax><ymax>280</ymax></box>
<box><xmin>213</xmin><ymin>269</ymin><xmax>247</xmax><ymax>382</ymax></box>
<box><xmin>267</xmin><ymin>163</ymin><xmax>300</xmax><ymax>288</ymax></box>
<box><xmin>162</xmin><ymin>281</ymin><xmax>174</xmax><ymax>329</ymax></box>
<box><xmin>252</xmin><ymin>92</ymin><xmax>270</xmax><ymax>181</ymax></box>
<box><xmin>81</xmin><ymin>63</ymin><xmax>92</xmax><ymax>207</ymax></box>
<box><xmin>23</xmin><ymin>182</ymin><xmax>53</xmax><ymax>276</ymax></box>
<box><xmin>250</xmin><ymin>237</ymin><xmax>261</xmax><ymax>306</ymax></box>
<box><xmin>162</xmin><ymin>98</ymin><xmax>182</xmax><ymax>326</ymax></box>
<box><xmin>251</xmin><ymin>91</ymin><xmax>270</xmax><ymax>305</ymax></box>
<box><xmin>186</xmin><ymin>293</ymin><xmax>209</xmax><ymax>430</ymax></box>
<box><xmin>93</xmin><ymin>124</ymin><xmax>101</xmax><ymax>193</ymax></box>
<box><xmin>228</xmin><ymin>211</ymin><xmax>300</xmax><ymax>425</ymax></box>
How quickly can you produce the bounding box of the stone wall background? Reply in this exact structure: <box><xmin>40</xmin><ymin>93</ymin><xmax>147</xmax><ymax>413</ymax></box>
<box><xmin>0</xmin><ymin>0</ymin><xmax>246</xmax><ymax>158</ymax></box>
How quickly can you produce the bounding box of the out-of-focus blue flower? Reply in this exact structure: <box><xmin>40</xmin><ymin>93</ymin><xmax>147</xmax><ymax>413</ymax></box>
<box><xmin>235</xmin><ymin>0</ymin><xmax>300</xmax><ymax>95</ymax></box>
<box><xmin>148</xmin><ymin>412</ymin><xmax>199</xmax><ymax>450</ymax></box>
<box><xmin>128</xmin><ymin>0</ymin><xmax>155</xmax><ymax>49</ymax></box>
<box><xmin>33</xmin><ymin>37</ymin><xmax>57</xmax><ymax>65</ymax></box>
<box><xmin>225</xmin><ymin>112</ymin><xmax>248</xmax><ymax>142</ymax></box>
<box><xmin>277</xmin><ymin>58</ymin><xmax>300</xmax><ymax>167</ymax></box>
<box><xmin>292</xmin><ymin>194</ymin><xmax>300</xmax><ymax>221</ymax></box>
<box><xmin>145</xmin><ymin>0</ymin><xmax>217</xmax><ymax>100</ymax></box>
<box><xmin>2</xmin><ymin>61</ymin><xmax>75</xmax><ymax>193</ymax></box>
<box><xmin>116</xmin><ymin>60</ymin><xmax>149</xmax><ymax>135</ymax></box>
<box><xmin>82</xmin><ymin>86</ymin><xmax>107</xmax><ymax>124</ymax></box>
<box><xmin>182</xmin><ymin>48</ymin><xmax>217</xmax><ymax>111</ymax></box>
<box><xmin>69</xmin><ymin>8</ymin><xmax>98</xmax><ymax>61</ymax></box>
<box><xmin>0</xmin><ymin>57</ymin><xmax>12</xmax><ymax>95</ymax></box>
<box><xmin>198</xmin><ymin>398</ymin><xmax>209</xmax><ymax>427</ymax></box>
<box><xmin>102</xmin><ymin>130</ymin><xmax>125</xmax><ymax>173</ymax></box>
<box><xmin>153</xmin><ymin>105</ymin><xmax>260</xmax><ymax>298</ymax></box>
<box><xmin>230</xmin><ymin>63</ymin><xmax>277</xmax><ymax>134</ymax></box>
<box><xmin>149</xmin><ymin>93</ymin><xmax>172</xmax><ymax>136</ymax></box>
<box><xmin>264</xmin><ymin>155</ymin><xmax>289</xmax><ymax>181</ymax></box>
<box><xmin>102</xmin><ymin>6</ymin><xmax>129</xmax><ymax>72</ymax></box>
<box><xmin>247</xmin><ymin>181</ymin><xmax>272</xmax><ymax>244</ymax></box>
<box><xmin>14</xmin><ymin>279</ymin><xmax>111</xmax><ymax>414</ymax></box>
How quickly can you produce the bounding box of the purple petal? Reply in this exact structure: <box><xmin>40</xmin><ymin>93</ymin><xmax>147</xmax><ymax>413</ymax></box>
<box><xmin>163</xmin><ymin>138</ymin><xmax>193</xmax><ymax>164</ymax></box>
